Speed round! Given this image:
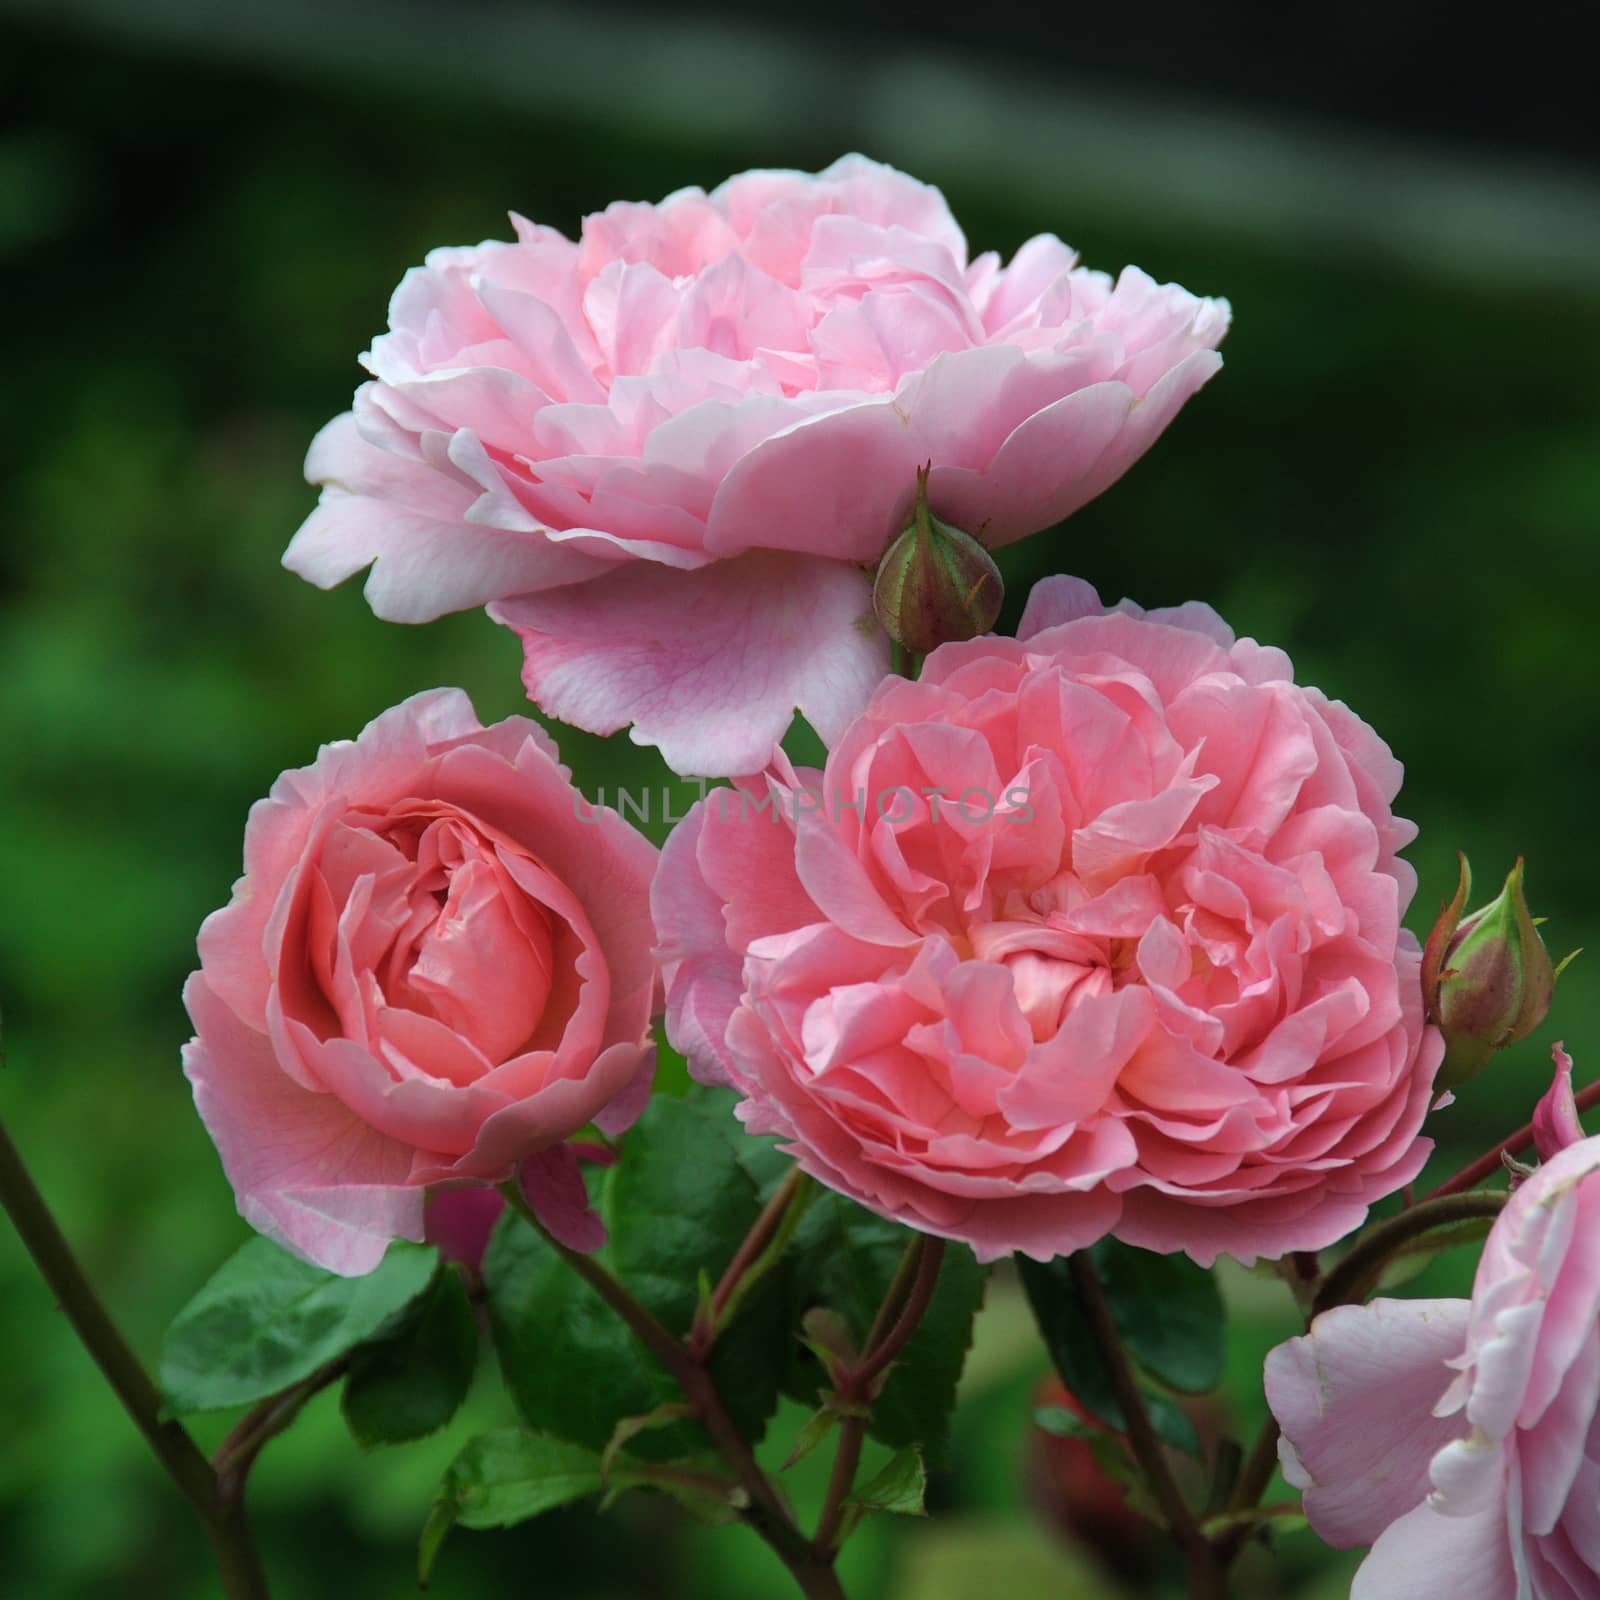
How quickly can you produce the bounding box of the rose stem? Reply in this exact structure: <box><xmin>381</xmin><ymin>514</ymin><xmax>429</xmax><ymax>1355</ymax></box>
<box><xmin>1309</xmin><ymin>1188</ymin><xmax>1508</xmax><ymax>1316</ymax></box>
<box><xmin>214</xmin><ymin>1356</ymin><xmax>353</xmax><ymax>1496</ymax></box>
<box><xmin>694</xmin><ymin>1165</ymin><xmax>816</xmax><ymax>1356</ymax></box>
<box><xmin>813</xmin><ymin>1235</ymin><xmax>946</xmax><ymax>1554</ymax></box>
<box><xmin>1066</xmin><ymin>1251</ymin><xmax>1226</xmax><ymax>1600</ymax></box>
<box><xmin>1220</xmin><ymin>1420</ymin><xmax>1286</xmax><ymax>1546</ymax></box>
<box><xmin>505</xmin><ymin>1189</ymin><xmax>845</xmax><ymax>1600</ymax></box>
<box><xmin>1219</xmin><ymin>1187</ymin><xmax>1511</xmax><ymax>1565</ymax></box>
<box><xmin>0</xmin><ymin>1111</ymin><xmax>270</xmax><ymax>1600</ymax></box>
<box><xmin>1423</xmin><ymin>1075</ymin><xmax>1600</xmax><ymax>1201</ymax></box>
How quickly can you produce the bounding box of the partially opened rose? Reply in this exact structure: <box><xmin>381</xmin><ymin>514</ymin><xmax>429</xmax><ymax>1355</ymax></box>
<box><xmin>183</xmin><ymin>689</ymin><xmax>657</xmax><ymax>1275</ymax></box>
<box><xmin>653</xmin><ymin>577</ymin><xmax>1440</xmax><ymax>1263</ymax></box>
<box><xmin>285</xmin><ymin>155</ymin><xmax>1228</xmax><ymax>775</ymax></box>
<box><xmin>1267</xmin><ymin>1131</ymin><xmax>1600</xmax><ymax>1598</ymax></box>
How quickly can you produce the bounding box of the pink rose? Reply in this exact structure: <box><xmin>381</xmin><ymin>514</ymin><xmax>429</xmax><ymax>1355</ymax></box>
<box><xmin>1266</xmin><ymin>1134</ymin><xmax>1600</xmax><ymax>1598</ymax></box>
<box><xmin>183</xmin><ymin>690</ymin><xmax>658</xmax><ymax>1274</ymax></box>
<box><xmin>653</xmin><ymin>577</ymin><xmax>1440</xmax><ymax>1264</ymax></box>
<box><xmin>285</xmin><ymin>155</ymin><xmax>1228</xmax><ymax>776</ymax></box>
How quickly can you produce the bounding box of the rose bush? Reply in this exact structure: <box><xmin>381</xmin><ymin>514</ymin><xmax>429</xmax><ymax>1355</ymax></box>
<box><xmin>15</xmin><ymin>123</ymin><xmax>1596</xmax><ymax>1600</ymax></box>
<box><xmin>183</xmin><ymin>689</ymin><xmax>658</xmax><ymax>1274</ymax></box>
<box><xmin>285</xmin><ymin>155</ymin><xmax>1229</xmax><ymax>775</ymax></box>
<box><xmin>654</xmin><ymin>576</ymin><xmax>1441</xmax><ymax>1264</ymax></box>
<box><xmin>1267</xmin><ymin>1127</ymin><xmax>1600</xmax><ymax>1598</ymax></box>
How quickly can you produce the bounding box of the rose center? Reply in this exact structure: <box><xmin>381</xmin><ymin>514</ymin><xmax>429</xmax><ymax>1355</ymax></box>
<box><xmin>380</xmin><ymin>814</ymin><xmax>556</xmax><ymax>1065</ymax></box>
<box><xmin>968</xmin><ymin>917</ymin><xmax>1117</xmax><ymax>1042</ymax></box>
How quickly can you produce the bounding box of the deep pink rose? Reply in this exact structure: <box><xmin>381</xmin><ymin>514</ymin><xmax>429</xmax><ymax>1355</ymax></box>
<box><xmin>183</xmin><ymin>690</ymin><xmax>657</xmax><ymax>1274</ymax></box>
<box><xmin>285</xmin><ymin>155</ymin><xmax>1228</xmax><ymax>776</ymax></box>
<box><xmin>653</xmin><ymin>577</ymin><xmax>1440</xmax><ymax>1264</ymax></box>
<box><xmin>1267</xmin><ymin>1132</ymin><xmax>1600</xmax><ymax>1598</ymax></box>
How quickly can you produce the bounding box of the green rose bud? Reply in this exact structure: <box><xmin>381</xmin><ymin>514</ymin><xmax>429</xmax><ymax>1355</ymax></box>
<box><xmin>1422</xmin><ymin>855</ymin><xmax>1563</xmax><ymax>1090</ymax></box>
<box><xmin>872</xmin><ymin>465</ymin><xmax>1003</xmax><ymax>656</ymax></box>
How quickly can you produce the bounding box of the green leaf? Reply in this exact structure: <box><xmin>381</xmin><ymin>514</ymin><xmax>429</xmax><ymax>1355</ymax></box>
<box><xmin>603</xmin><ymin>1454</ymin><xmax>745</xmax><ymax>1525</ymax></box>
<box><xmin>798</xmin><ymin>1306</ymin><xmax>857</xmax><ymax>1374</ymax></box>
<box><xmin>341</xmin><ymin>1264</ymin><xmax>478</xmax><ymax>1446</ymax></box>
<box><xmin>607</xmin><ymin>1095</ymin><xmax>785</xmax><ymax>1447</ymax></box>
<box><xmin>483</xmin><ymin>1094</ymin><xmax>784</xmax><ymax>1459</ymax></box>
<box><xmin>1017</xmin><ymin>1256</ymin><xmax>1121</xmax><ymax>1427</ymax></box>
<box><xmin>606</xmin><ymin>1094</ymin><xmax>758</xmax><ymax>1330</ymax></box>
<box><xmin>483</xmin><ymin>1208</ymin><xmax>680</xmax><ymax>1454</ymax></box>
<box><xmin>1017</xmin><ymin>1254</ymin><xmax>1200</xmax><ymax>1456</ymax></box>
<box><xmin>160</xmin><ymin>1237</ymin><xmax>438</xmax><ymax>1413</ymax></box>
<box><xmin>872</xmin><ymin>1238</ymin><xmax>985</xmax><ymax>1460</ymax></box>
<box><xmin>724</xmin><ymin>1085</ymin><xmax>991</xmax><ymax>1460</ymax></box>
<box><xmin>719</xmin><ymin>1089</ymin><xmax>792</xmax><ymax>1193</ymax></box>
<box><xmin>1144</xmin><ymin>1391</ymin><xmax>1202</xmax><ymax>1458</ymax></box>
<box><xmin>420</xmin><ymin>1428</ymin><xmax>606</xmax><ymax>1581</ymax></box>
<box><xmin>1034</xmin><ymin>1404</ymin><xmax>1098</xmax><ymax>1441</ymax></box>
<box><xmin>782</xmin><ymin>1405</ymin><xmax>841</xmax><ymax>1470</ymax></box>
<box><xmin>420</xmin><ymin>1428</ymin><xmax>746</xmax><ymax>1582</ymax></box>
<box><xmin>1094</xmin><ymin>1239</ymin><xmax>1224</xmax><ymax>1395</ymax></box>
<box><xmin>600</xmin><ymin>1402</ymin><xmax>693</xmax><ymax>1480</ymax></box>
<box><xmin>1034</xmin><ymin>1397</ymin><xmax>1196</xmax><ymax>1488</ymax></box>
<box><xmin>417</xmin><ymin>1499</ymin><xmax>456</xmax><ymax>1588</ymax></box>
<box><xmin>845</xmin><ymin>1444</ymin><xmax>927</xmax><ymax>1524</ymax></box>
<box><xmin>773</xmin><ymin>1186</ymin><xmax>986</xmax><ymax>1465</ymax></box>
<box><xmin>440</xmin><ymin>1429</ymin><xmax>607</xmax><ymax>1529</ymax></box>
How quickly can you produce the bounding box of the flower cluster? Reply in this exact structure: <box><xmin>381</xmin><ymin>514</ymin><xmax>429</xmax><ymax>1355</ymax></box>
<box><xmin>188</xmin><ymin>157</ymin><xmax>1453</xmax><ymax>1278</ymax></box>
<box><xmin>170</xmin><ymin>152</ymin><xmax>1584</xmax><ymax>1597</ymax></box>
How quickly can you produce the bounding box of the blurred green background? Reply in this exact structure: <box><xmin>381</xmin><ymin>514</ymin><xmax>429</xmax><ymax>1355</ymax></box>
<box><xmin>2</xmin><ymin>7</ymin><xmax>1598</xmax><ymax>1598</ymax></box>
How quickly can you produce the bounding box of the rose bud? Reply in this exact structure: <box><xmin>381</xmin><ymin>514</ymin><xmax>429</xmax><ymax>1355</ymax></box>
<box><xmin>1533</xmin><ymin>1041</ymin><xmax>1586</xmax><ymax>1160</ymax></box>
<box><xmin>1422</xmin><ymin>855</ymin><xmax>1557</xmax><ymax>1090</ymax></box>
<box><xmin>872</xmin><ymin>464</ymin><xmax>1003</xmax><ymax>654</ymax></box>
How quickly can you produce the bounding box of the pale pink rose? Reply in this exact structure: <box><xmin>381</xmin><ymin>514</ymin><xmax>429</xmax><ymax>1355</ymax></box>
<box><xmin>652</xmin><ymin>577</ymin><xmax>1440</xmax><ymax>1264</ymax></box>
<box><xmin>183</xmin><ymin>690</ymin><xmax>658</xmax><ymax>1275</ymax></box>
<box><xmin>1266</xmin><ymin>1132</ymin><xmax>1600</xmax><ymax>1599</ymax></box>
<box><xmin>285</xmin><ymin>155</ymin><xmax>1229</xmax><ymax>776</ymax></box>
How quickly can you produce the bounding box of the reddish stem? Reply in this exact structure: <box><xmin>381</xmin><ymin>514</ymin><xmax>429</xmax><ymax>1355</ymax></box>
<box><xmin>1423</xmin><ymin>1076</ymin><xmax>1600</xmax><ymax>1201</ymax></box>
<box><xmin>1219</xmin><ymin>1187</ymin><xmax>1511</xmax><ymax>1569</ymax></box>
<box><xmin>690</xmin><ymin>1166</ymin><xmax>812</xmax><ymax>1359</ymax></box>
<box><xmin>1067</xmin><ymin>1252</ymin><xmax>1224</xmax><ymax>1599</ymax></box>
<box><xmin>852</xmin><ymin>1238</ymin><xmax>945</xmax><ymax>1395</ymax></box>
<box><xmin>214</xmin><ymin>1358</ymin><xmax>351</xmax><ymax>1498</ymax></box>
<box><xmin>812</xmin><ymin>1236</ymin><xmax>946</xmax><ymax>1553</ymax></box>
<box><xmin>507</xmin><ymin>1189</ymin><xmax>844</xmax><ymax>1600</ymax></box>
